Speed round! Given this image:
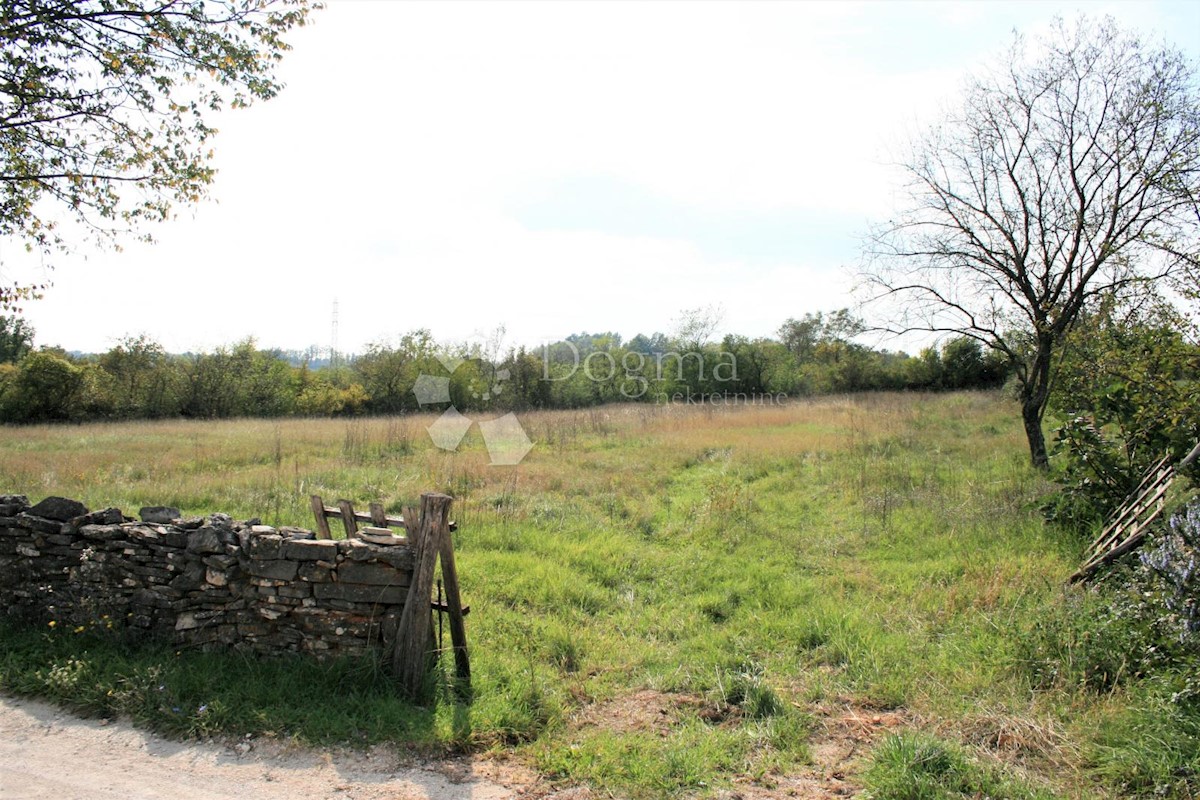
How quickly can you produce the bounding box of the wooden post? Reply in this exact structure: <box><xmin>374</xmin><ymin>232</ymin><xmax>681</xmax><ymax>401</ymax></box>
<box><xmin>438</xmin><ymin>522</ymin><xmax>471</xmax><ymax>689</ymax></box>
<box><xmin>309</xmin><ymin>495</ymin><xmax>332</xmax><ymax>540</ymax></box>
<box><xmin>392</xmin><ymin>493</ymin><xmax>452</xmax><ymax>699</ymax></box>
<box><xmin>337</xmin><ymin>499</ymin><xmax>359</xmax><ymax>538</ymax></box>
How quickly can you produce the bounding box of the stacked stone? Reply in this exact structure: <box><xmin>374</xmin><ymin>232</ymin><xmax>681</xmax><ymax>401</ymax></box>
<box><xmin>0</xmin><ymin>494</ymin><xmax>414</xmax><ymax>660</ymax></box>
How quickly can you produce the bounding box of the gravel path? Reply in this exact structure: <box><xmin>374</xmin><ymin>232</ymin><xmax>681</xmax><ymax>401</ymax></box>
<box><xmin>0</xmin><ymin>694</ymin><xmax>516</xmax><ymax>800</ymax></box>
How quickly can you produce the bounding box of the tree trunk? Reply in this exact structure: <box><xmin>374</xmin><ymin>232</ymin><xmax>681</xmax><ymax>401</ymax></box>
<box><xmin>1022</xmin><ymin>399</ymin><xmax>1049</xmax><ymax>470</ymax></box>
<box><xmin>1020</xmin><ymin>337</ymin><xmax>1054</xmax><ymax>471</ymax></box>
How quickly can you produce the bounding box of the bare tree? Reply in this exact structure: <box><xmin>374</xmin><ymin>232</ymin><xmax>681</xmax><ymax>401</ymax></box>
<box><xmin>861</xmin><ymin>17</ymin><xmax>1200</xmax><ymax>469</ymax></box>
<box><xmin>673</xmin><ymin>304</ymin><xmax>725</xmax><ymax>350</ymax></box>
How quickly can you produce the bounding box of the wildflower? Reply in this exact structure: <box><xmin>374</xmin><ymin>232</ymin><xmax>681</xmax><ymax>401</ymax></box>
<box><xmin>47</xmin><ymin>621</ymin><xmax>56</xmax><ymax>628</ymax></box>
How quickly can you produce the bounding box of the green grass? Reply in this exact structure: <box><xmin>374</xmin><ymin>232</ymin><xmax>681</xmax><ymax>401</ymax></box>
<box><xmin>0</xmin><ymin>392</ymin><xmax>1190</xmax><ymax>797</ymax></box>
<box><xmin>863</xmin><ymin>731</ymin><xmax>1054</xmax><ymax>799</ymax></box>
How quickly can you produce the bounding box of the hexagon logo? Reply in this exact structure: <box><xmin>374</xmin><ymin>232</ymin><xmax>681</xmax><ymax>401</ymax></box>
<box><xmin>414</xmin><ymin>344</ymin><xmax>533</xmax><ymax>465</ymax></box>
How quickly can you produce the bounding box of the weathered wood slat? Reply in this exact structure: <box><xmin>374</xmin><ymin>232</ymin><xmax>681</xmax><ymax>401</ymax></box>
<box><xmin>337</xmin><ymin>499</ymin><xmax>359</xmax><ymax>537</ymax></box>
<box><xmin>438</xmin><ymin>521</ymin><xmax>471</xmax><ymax>688</ymax></box>
<box><xmin>309</xmin><ymin>495</ymin><xmax>332</xmax><ymax>540</ymax></box>
<box><xmin>1069</xmin><ymin>444</ymin><xmax>1199</xmax><ymax>583</ymax></box>
<box><xmin>1073</xmin><ymin>510</ymin><xmax>1168</xmax><ymax>582</ymax></box>
<box><xmin>1089</xmin><ymin>472</ymin><xmax>1174</xmax><ymax>555</ymax></box>
<box><xmin>312</xmin><ymin>503</ymin><xmax>453</xmax><ymax>532</ymax></box>
<box><xmin>1086</xmin><ymin>459</ymin><xmax>1173</xmax><ymax>552</ymax></box>
<box><xmin>393</xmin><ymin>493</ymin><xmax>453</xmax><ymax>699</ymax></box>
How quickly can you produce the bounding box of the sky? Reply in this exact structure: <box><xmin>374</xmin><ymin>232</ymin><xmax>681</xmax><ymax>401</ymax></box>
<box><xmin>6</xmin><ymin>0</ymin><xmax>1200</xmax><ymax>356</ymax></box>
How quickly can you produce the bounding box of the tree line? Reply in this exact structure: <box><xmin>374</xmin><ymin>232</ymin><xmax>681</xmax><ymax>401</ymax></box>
<box><xmin>0</xmin><ymin>311</ymin><xmax>1007</xmax><ymax>424</ymax></box>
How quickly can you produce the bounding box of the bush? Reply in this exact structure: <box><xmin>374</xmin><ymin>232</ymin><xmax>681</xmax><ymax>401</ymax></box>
<box><xmin>1140</xmin><ymin>503</ymin><xmax>1200</xmax><ymax>655</ymax></box>
<box><xmin>1045</xmin><ymin>294</ymin><xmax>1200</xmax><ymax>530</ymax></box>
<box><xmin>1018</xmin><ymin>500</ymin><xmax>1200</xmax><ymax>695</ymax></box>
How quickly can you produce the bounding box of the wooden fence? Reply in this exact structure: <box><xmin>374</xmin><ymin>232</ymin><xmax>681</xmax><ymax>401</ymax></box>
<box><xmin>1070</xmin><ymin>441</ymin><xmax>1200</xmax><ymax>584</ymax></box>
<box><xmin>311</xmin><ymin>492</ymin><xmax>469</xmax><ymax>698</ymax></box>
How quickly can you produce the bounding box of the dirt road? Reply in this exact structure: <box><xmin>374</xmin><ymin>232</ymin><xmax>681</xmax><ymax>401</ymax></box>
<box><xmin>0</xmin><ymin>694</ymin><xmax>518</xmax><ymax>800</ymax></box>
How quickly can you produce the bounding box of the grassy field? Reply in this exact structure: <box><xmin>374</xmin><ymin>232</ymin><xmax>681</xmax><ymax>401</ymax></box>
<box><xmin>0</xmin><ymin>392</ymin><xmax>1185</xmax><ymax>798</ymax></box>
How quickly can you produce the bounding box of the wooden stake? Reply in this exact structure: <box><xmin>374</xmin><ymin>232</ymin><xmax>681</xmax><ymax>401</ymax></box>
<box><xmin>309</xmin><ymin>495</ymin><xmax>332</xmax><ymax>540</ymax></box>
<box><xmin>437</xmin><ymin>519</ymin><xmax>471</xmax><ymax>688</ymax></box>
<box><xmin>337</xmin><ymin>499</ymin><xmax>358</xmax><ymax>538</ymax></box>
<box><xmin>392</xmin><ymin>493</ymin><xmax>452</xmax><ymax>699</ymax></box>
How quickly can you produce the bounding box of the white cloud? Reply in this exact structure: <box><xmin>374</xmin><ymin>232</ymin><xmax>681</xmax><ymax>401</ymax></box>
<box><xmin>11</xmin><ymin>0</ymin><xmax>1197</xmax><ymax>353</ymax></box>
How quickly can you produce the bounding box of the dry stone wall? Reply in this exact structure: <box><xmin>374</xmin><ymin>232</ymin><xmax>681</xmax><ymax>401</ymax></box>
<box><xmin>0</xmin><ymin>494</ymin><xmax>415</xmax><ymax>659</ymax></box>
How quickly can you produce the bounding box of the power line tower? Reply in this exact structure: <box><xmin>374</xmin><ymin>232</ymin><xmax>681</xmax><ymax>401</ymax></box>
<box><xmin>330</xmin><ymin>298</ymin><xmax>339</xmax><ymax>369</ymax></box>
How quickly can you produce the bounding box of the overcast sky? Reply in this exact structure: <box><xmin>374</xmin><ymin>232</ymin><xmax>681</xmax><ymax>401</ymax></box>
<box><xmin>8</xmin><ymin>0</ymin><xmax>1200</xmax><ymax>355</ymax></box>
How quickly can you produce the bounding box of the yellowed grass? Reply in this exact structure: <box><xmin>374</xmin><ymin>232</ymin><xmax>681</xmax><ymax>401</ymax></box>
<box><xmin>0</xmin><ymin>392</ymin><xmax>1026</xmax><ymax>531</ymax></box>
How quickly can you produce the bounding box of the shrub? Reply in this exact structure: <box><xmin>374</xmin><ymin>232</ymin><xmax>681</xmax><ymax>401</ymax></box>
<box><xmin>1140</xmin><ymin>502</ymin><xmax>1200</xmax><ymax>650</ymax></box>
<box><xmin>1018</xmin><ymin>501</ymin><xmax>1200</xmax><ymax>697</ymax></box>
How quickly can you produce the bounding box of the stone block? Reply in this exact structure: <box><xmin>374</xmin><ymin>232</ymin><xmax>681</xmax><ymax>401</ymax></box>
<box><xmin>15</xmin><ymin>514</ymin><xmax>65</xmax><ymax>534</ymax></box>
<box><xmin>373</xmin><ymin>547</ymin><xmax>414</xmax><ymax>571</ymax></box>
<box><xmin>246</xmin><ymin>559</ymin><xmax>298</xmax><ymax>581</ymax></box>
<box><xmin>277</xmin><ymin>584</ymin><xmax>311</xmax><ymax>600</ymax></box>
<box><xmin>72</xmin><ymin>508</ymin><xmax>124</xmax><ymax>527</ymax></box>
<box><xmin>164</xmin><ymin>529</ymin><xmax>190</xmax><ymax>548</ymax></box>
<box><xmin>337</xmin><ymin>561</ymin><xmax>406</xmax><ymax>586</ymax></box>
<box><xmin>338</xmin><ymin>541</ymin><xmax>376</xmax><ymax>561</ymax></box>
<box><xmin>139</xmin><ymin>506</ymin><xmax>180</xmax><ymax>524</ymax></box>
<box><xmin>202</xmin><ymin>554</ymin><xmax>238</xmax><ymax>570</ymax></box>
<box><xmin>0</xmin><ymin>495</ymin><xmax>30</xmax><ymax>516</ymax></box>
<box><xmin>246</xmin><ymin>534</ymin><xmax>284</xmax><ymax>560</ymax></box>
<box><xmin>79</xmin><ymin>524</ymin><xmax>125</xmax><ymax>541</ymax></box>
<box><xmin>312</xmin><ymin>582</ymin><xmax>407</xmax><ymax>604</ymax></box>
<box><xmin>278</xmin><ymin>526</ymin><xmax>316</xmax><ymax>540</ymax></box>
<box><xmin>258</xmin><ymin>606</ymin><xmax>285</xmax><ymax>621</ymax></box>
<box><xmin>281</xmin><ymin>539</ymin><xmax>338</xmax><ymax>561</ymax></box>
<box><xmin>169</xmin><ymin>562</ymin><xmax>206</xmax><ymax>592</ymax></box>
<box><xmin>28</xmin><ymin>496</ymin><xmax>88</xmax><ymax>521</ymax></box>
<box><xmin>186</xmin><ymin>527</ymin><xmax>225</xmax><ymax>555</ymax></box>
<box><xmin>175</xmin><ymin>612</ymin><xmax>202</xmax><ymax>631</ymax></box>
<box><xmin>127</xmin><ymin>525</ymin><xmax>164</xmax><ymax>544</ymax></box>
<box><xmin>298</xmin><ymin>562</ymin><xmax>334</xmax><ymax>582</ymax></box>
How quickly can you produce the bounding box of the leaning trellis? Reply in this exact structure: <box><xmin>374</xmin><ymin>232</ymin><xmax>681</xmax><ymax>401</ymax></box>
<box><xmin>1070</xmin><ymin>441</ymin><xmax>1200</xmax><ymax>584</ymax></box>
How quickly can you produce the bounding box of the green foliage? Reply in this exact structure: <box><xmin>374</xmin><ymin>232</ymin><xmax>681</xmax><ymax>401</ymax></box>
<box><xmin>179</xmin><ymin>339</ymin><xmax>296</xmax><ymax>418</ymax></box>
<box><xmin>1015</xmin><ymin>581</ymin><xmax>1160</xmax><ymax>693</ymax></box>
<box><xmin>354</xmin><ymin>329</ymin><xmax>439</xmax><ymax>413</ymax></box>
<box><xmin>1046</xmin><ymin>294</ymin><xmax>1200</xmax><ymax>529</ymax></box>
<box><xmin>295</xmin><ymin>374</ymin><xmax>367</xmax><ymax>416</ymax></box>
<box><xmin>1</xmin><ymin>351</ymin><xmax>84</xmax><ymax>421</ymax></box>
<box><xmin>0</xmin><ymin>316</ymin><xmax>34</xmax><ymax>363</ymax></box>
<box><xmin>0</xmin><ymin>0</ymin><xmax>317</xmax><ymax>308</ymax></box>
<box><xmin>0</xmin><ymin>314</ymin><xmax>1016</xmax><ymax>424</ymax></box>
<box><xmin>99</xmin><ymin>335</ymin><xmax>181</xmax><ymax>418</ymax></box>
